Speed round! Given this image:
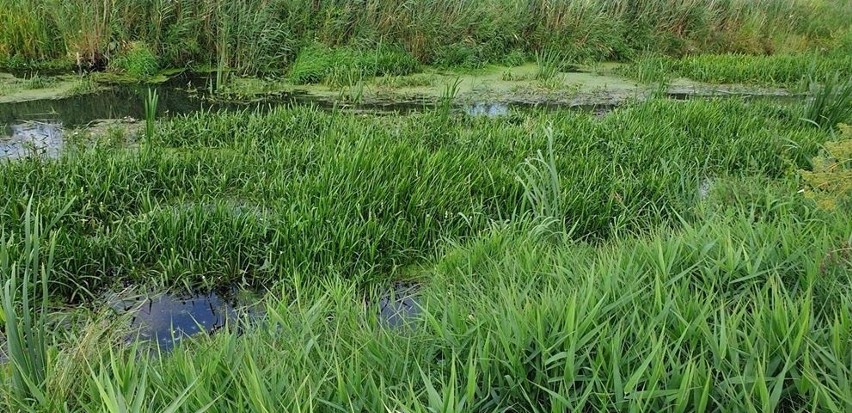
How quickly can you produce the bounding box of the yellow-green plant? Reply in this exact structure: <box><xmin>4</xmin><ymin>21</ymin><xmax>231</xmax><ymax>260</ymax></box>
<box><xmin>800</xmin><ymin>124</ymin><xmax>852</xmax><ymax>210</ymax></box>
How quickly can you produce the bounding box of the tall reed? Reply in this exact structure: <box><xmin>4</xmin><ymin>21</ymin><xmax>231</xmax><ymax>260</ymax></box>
<box><xmin>1</xmin><ymin>0</ymin><xmax>850</xmax><ymax>72</ymax></box>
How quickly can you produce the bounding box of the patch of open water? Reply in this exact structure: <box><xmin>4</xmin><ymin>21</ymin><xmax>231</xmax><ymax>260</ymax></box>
<box><xmin>93</xmin><ymin>281</ymin><xmax>422</xmax><ymax>353</ymax></box>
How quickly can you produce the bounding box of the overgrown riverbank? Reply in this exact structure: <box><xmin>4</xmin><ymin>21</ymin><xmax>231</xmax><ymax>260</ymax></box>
<box><xmin>2</xmin><ymin>0</ymin><xmax>851</xmax><ymax>75</ymax></box>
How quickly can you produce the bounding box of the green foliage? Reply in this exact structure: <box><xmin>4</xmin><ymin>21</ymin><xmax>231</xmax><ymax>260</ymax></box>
<box><xmin>1</xmin><ymin>199</ymin><xmax>71</xmax><ymax>410</ymax></box>
<box><xmin>803</xmin><ymin>73</ymin><xmax>852</xmax><ymax>129</ymax></box>
<box><xmin>1</xmin><ymin>95</ymin><xmax>850</xmax><ymax>411</ymax></box>
<box><xmin>144</xmin><ymin>88</ymin><xmax>159</xmax><ymax>140</ymax></box>
<box><xmin>111</xmin><ymin>42</ymin><xmax>159</xmax><ymax>78</ymax></box>
<box><xmin>622</xmin><ymin>53</ymin><xmax>852</xmax><ymax>87</ymax></box>
<box><xmin>800</xmin><ymin>124</ymin><xmax>852</xmax><ymax>210</ymax></box>
<box><xmin>3</xmin><ymin>0</ymin><xmax>850</xmax><ymax>73</ymax></box>
<box><xmin>434</xmin><ymin>43</ymin><xmax>486</xmax><ymax>69</ymax></box>
<box><xmin>501</xmin><ymin>49</ymin><xmax>527</xmax><ymax>67</ymax></box>
<box><xmin>0</xmin><ymin>98</ymin><xmax>833</xmax><ymax>295</ymax></box>
<box><xmin>289</xmin><ymin>44</ymin><xmax>419</xmax><ymax>85</ymax></box>
<box><xmin>24</xmin><ymin>73</ymin><xmax>54</xmax><ymax>89</ymax></box>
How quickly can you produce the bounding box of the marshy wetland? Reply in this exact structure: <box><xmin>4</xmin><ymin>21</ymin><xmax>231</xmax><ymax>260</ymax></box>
<box><xmin>2</xmin><ymin>1</ymin><xmax>852</xmax><ymax>412</ymax></box>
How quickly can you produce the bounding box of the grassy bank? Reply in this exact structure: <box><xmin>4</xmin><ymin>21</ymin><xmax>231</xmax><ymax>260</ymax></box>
<box><xmin>1</xmin><ymin>0</ymin><xmax>851</xmax><ymax>75</ymax></box>
<box><xmin>1</xmin><ymin>95</ymin><xmax>851</xmax><ymax>411</ymax></box>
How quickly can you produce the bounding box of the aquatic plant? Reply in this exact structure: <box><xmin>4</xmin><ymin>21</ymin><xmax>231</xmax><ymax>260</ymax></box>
<box><xmin>0</xmin><ymin>87</ymin><xmax>850</xmax><ymax>410</ymax></box>
<box><xmin>144</xmin><ymin>88</ymin><xmax>158</xmax><ymax>140</ymax></box>
<box><xmin>803</xmin><ymin>73</ymin><xmax>852</xmax><ymax>130</ymax></box>
<box><xmin>1</xmin><ymin>199</ymin><xmax>70</xmax><ymax>409</ymax></box>
<box><xmin>534</xmin><ymin>49</ymin><xmax>564</xmax><ymax>82</ymax></box>
<box><xmin>516</xmin><ymin>124</ymin><xmax>564</xmax><ymax>223</ymax></box>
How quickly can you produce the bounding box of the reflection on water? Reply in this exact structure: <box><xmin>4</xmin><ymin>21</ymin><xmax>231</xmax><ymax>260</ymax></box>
<box><xmin>0</xmin><ymin>122</ymin><xmax>63</xmax><ymax>159</ymax></box>
<box><xmin>112</xmin><ymin>291</ymin><xmax>245</xmax><ymax>351</ymax></box>
<box><xmin>466</xmin><ymin>102</ymin><xmax>509</xmax><ymax>117</ymax></box>
<box><xmin>375</xmin><ymin>283</ymin><xmax>421</xmax><ymax>328</ymax></box>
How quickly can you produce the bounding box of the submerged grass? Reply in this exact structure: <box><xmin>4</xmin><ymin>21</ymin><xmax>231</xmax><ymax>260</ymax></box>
<box><xmin>1</xmin><ymin>94</ymin><xmax>850</xmax><ymax>410</ymax></box>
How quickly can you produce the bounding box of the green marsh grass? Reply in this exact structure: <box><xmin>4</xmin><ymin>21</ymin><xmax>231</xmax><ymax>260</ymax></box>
<box><xmin>0</xmin><ymin>96</ymin><xmax>850</xmax><ymax>411</ymax></box>
<box><xmin>2</xmin><ymin>207</ymin><xmax>849</xmax><ymax>411</ymax></box>
<box><xmin>0</xmin><ymin>99</ymin><xmax>834</xmax><ymax>295</ymax></box>
<box><xmin>622</xmin><ymin>53</ymin><xmax>852</xmax><ymax>87</ymax></box>
<box><xmin>803</xmin><ymin>73</ymin><xmax>852</xmax><ymax>129</ymax></box>
<box><xmin>534</xmin><ymin>49</ymin><xmax>564</xmax><ymax>83</ymax></box>
<box><xmin>1</xmin><ymin>199</ymin><xmax>71</xmax><ymax>410</ymax></box>
<box><xmin>144</xmin><ymin>88</ymin><xmax>159</xmax><ymax>140</ymax></box>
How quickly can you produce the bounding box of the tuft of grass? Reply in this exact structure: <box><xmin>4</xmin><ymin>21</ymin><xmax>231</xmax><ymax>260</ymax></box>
<box><xmin>24</xmin><ymin>73</ymin><xmax>53</xmax><ymax>89</ymax></box>
<box><xmin>1</xmin><ymin>199</ymin><xmax>71</xmax><ymax>410</ymax></box>
<box><xmin>111</xmin><ymin>41</ymin><xmax>158</xmax><ymax>78</ymax></box>
<box><xmin>290</xmin><ymin>44</ymin><xmax>419</xmax><ymax>86</ymax></box>
<box><xmin>144</xmin><ymin>88</ymin><xmax>159</xmax><ymax>140</ymax></box>
<box><xmin>803</xmin><ymin>72</ymin><xmax>852</xmax><ymax>129</ymax></box>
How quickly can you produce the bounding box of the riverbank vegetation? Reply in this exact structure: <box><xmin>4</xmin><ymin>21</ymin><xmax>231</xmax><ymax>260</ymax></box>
<box><xmin>1</xmin><ymin>0</ymin><xmax>850</xmax><ymax>76</ymax></box>
<box><xmin>1</xmin><ymin>95</ymin><xmax>851</xmax><ymax>410</ymax></box>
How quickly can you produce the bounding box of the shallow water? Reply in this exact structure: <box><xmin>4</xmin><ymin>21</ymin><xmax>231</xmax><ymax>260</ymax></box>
<box><xmin>0</xmin><ymin>70</ymin><xmax>805</xmax><ymax>160</ymax></box>
<box><xmin>111</xmin><ymin>290</ymin><xmax>249</xmax><ymax>351</ymax></box>
<box><xmin>374</xmin><ymin>282</ymin><xmax>421</xmax><ymax>328</ymax></box>
<box><xmin>0</xmin><ymin>121</ymin><xmax>63</xmax><ymax>159</ymax></box>
<box><xmin>99</xmin><ymin>282</ymin><xmax>422</xmax><ymax>352</ymax></box>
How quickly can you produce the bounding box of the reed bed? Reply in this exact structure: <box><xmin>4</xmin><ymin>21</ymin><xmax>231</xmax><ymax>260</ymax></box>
<box><xmin>1</xmin><ymin>0</ymin><xmax>850</xmax><ymax>73</ymax></box>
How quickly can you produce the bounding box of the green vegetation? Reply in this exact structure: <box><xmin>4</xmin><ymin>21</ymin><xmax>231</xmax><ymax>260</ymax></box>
<box><xmin>1</xmin><ymin>0</ymin><xmax>850</xmax><ymax>74</ymax></box>
<box><xmin>1</xmin><ymin>95</ymin><xmax>851</xmax><ymax>410</ymax></box>
<box><xmin>288</xmin><ymin>43</ymin><xmax>419</xmax><ymax>86</ymax></box>
<box><xmin>801</xmin><ymin>124</ymin><xmax>852</xmax><ymax>210</ymax></box>
<box><xmin>110</xmin><ymin>42</ymin><xmax>159</xmax><ymax>78</ymax></box>
<box><xmin>1</xmin><ymin>1</ymin><xmax>851</xmax><ymax>411</ymax></box>
<box><xmin>621</xmin><ymin>53</ymin><xmax>852</xmax><ymax>87</ymax></box>
<box><xmin>803</xmin><ymin>73</ymin><xmax>852</xmax><ymax>129</ymax></box>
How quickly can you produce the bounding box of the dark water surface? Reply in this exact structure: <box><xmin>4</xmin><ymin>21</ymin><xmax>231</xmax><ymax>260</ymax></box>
<box><xmin>1</xmin><ymin>72</ymin><xmax>546</xmax><ymax>159</ymax></box>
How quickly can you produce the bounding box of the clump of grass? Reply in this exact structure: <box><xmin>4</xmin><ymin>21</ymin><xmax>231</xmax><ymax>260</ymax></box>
<box><xmin>437</xmin><ymin>77</ymin><xmax>462</xmax><ymax>121</ymax></box>
<box><xmin>110</xmin><ymin>41</ymin><xmax>158</xmax><ymax>78</ymax></box>
<box><xmin>25</xmin><ymin>73</ymin><xmax>53</xmax><ymax>89</ymax></box>
<box><xmin>1</xmin><ymin>200</ymin><xmax>71</xmax><ymax>410</ymax></box>
<box><xmin>802</xmin><ymin>72</ymin><xmax>852</xmax><ymax>129</ymax></box>
<box><xmin>501</xmin><ymin>49</ymin><xmax>527</xmax><ymax>67</ymax></box>
<box><xmin>144</xmin><ymin>88</ymin><xmax>158</xmax><ymax>140</ymax></box>
<box><xmin>516</xmin><ymin>124</ymin><xmax>563</xmax><ymax>223</ymax></box>
<box><xmin>534</xmin><ymin>49</ymin><xmax>564</xmax><ymax>81</ymax></box>
<box><xmin>289</xmin><ymin>44</ymin><xmax>419</xmax><ymax>86</ymax></box>
<box><xmin>67</xmin><ymin>75</ymin><xmax>97</xmax><ymax>95</ymax></box>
